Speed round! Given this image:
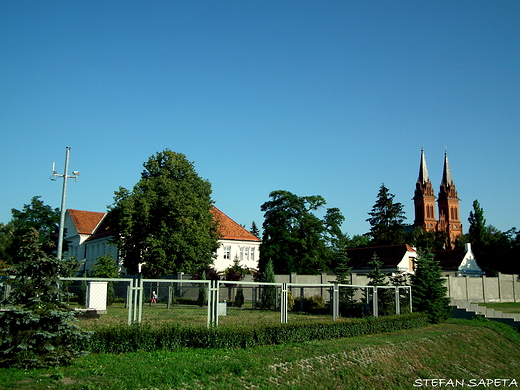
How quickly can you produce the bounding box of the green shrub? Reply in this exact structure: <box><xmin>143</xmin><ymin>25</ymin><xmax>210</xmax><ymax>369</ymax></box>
<box><xmin>86</xmin><ymin>313</ymin><xmax>429</xmax><ymax>353</ymax></box>
<box><xmin>234</xmin><ymin>285</ymin><xmax>244</xmax><ymax>308</ymax></box>
<box><xmin>293</xmin><ymin>294</ymin><xmax>328</xmax><ymax>313</ymax></box>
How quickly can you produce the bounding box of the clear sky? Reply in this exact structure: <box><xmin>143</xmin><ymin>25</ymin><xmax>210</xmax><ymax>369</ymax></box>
<box><xmin>1</xmin><ymin>1</ymin><xmax>519</xmax><ymax>237</ymax></box>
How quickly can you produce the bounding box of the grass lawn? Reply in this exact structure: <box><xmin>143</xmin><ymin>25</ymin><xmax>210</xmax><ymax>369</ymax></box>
<box><xmin>1</xmin><ymin>318</ymin><xmax>520</xmax><ymax>390</ymax></box>
<box><xmin>76</xmin><ymin>303</ymin><xmax>343</xmax><ymax>329</ymax></box>
<box><xmin>472</xmin><ymin>302</ymin><xmax>520</xmax><ymax>314</ymax></box>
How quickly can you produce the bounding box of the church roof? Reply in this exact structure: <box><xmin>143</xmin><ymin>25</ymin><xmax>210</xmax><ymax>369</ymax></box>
<box><xmin>67</xmin><ymin>209</ymin><xmax>105</xmax><ymax>235</ymax></box>
<box><xmin>345</xmin><ymin>244</ymin><xmax>416</xmax><ymax>270</ymax></box>
<box><xmin>68</xmin><ymin>206</ymin><xmax>259</xmax><ymax>242</ymax></box>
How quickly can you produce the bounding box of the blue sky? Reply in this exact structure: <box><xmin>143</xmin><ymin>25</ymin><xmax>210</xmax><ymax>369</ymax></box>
<box><xmin>1</xmin><ymin>1</ymin><xmax>519</xmax><ymax>237</ymax></box>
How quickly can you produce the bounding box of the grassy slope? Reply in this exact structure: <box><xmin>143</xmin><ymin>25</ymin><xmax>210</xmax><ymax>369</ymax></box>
<box><xmin>1</xmin><ymin>319</ymin><xmax>519</xmax><ymax>390</ymax></box>
<box><xmin>475</xmin><ymin>302</ymin><xmax>520</xmax><ymax>314</ymax></box>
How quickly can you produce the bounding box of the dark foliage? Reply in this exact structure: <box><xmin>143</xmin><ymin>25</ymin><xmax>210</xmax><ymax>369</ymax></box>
<box><xmin>0</xmin><ymin>229</ymin><xmax>91</xmax><ymax>368</ymax></box>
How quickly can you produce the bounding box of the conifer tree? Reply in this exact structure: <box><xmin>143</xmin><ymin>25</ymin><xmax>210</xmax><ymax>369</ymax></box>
<box><xmin>411</xmin><ymin>248</ymin><xmax>450</xmax><ymax>323</ymax></box>
<box><xmin>261</xmin><ymin>259</ymin><xmax>277</xmax><ymax>309</ymax></box>
<box><xmin>333</xmin><ymin>250</ymin><xmax>356</xmax><ymax>316</ymax></box>
<box><xmin>366</xmin><ymin>184</ymin><xmax>406</xmax><ymax>246</ymax></box>
<box><xmin>0</xmin><ymin>229</ymin><xmax>91</xmax><ymax>368</ymax></box>
<box><xmin>366</xmin><ymin>253</ymin><xmax>392</xmax><ymax>315</ymax></box>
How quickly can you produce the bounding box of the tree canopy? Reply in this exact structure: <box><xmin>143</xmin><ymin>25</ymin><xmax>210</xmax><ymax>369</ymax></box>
<box><xmin>467</xmin><ymin>199</ymin><xmax>519</xmax><ymax>275</ymax></box>
<box><xmin>366</xmin><ymin>183</ymin><xmax>407</xmax><ymax>246</ymax></box>
<box><xmin>0</xmin><ymin>229</ymin><xmax>90</xmax><ymax>367</ymax></box>
<box><xmin>411</xmin><ymin>248</ymin><xmax>450</xmax><ymax>323</ymax></box>
<box><xmin>108</xmin><ymin>150</ymin><xmax>220</xmax><ymax>277</ymax></box>
<box><xmin>0</xmin><ymin>196</ymin><xmax>60</xmax><ymax>266</ymax></box>
<box><xmin>259</xmin><ymin>190</ymin><xmax>345</xmax><ymax>274</ymax></box>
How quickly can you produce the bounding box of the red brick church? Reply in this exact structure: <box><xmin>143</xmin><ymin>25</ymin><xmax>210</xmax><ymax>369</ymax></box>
<box><xmin>413</xmin><ymin>148</ymin><xmax>463</xmax><ymax>248</ymax></box>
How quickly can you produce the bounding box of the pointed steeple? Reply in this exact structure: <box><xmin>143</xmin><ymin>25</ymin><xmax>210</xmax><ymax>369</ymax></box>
<box><xmin>441</xmin><ymin>149</ymin><xmax>454</xmax><ymax>187</ymax></box>
<box><xmin>418</xmin><ymin>147</ymin><xmax>430</xmax><ymax>184</ymax></box>
<box><xmin>437</xmin><ymin>148</ymin><xmax>462</xmax><ymax>248</ymax></box>
<box><xmin>413</xmin><ymin>147</ymin><xmax>436</xmax><ymax>231</ymax></box>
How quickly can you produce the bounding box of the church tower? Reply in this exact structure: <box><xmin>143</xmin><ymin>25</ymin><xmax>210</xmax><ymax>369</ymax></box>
<box><xmin>413</xmin><ymin>148</ymin><xmax>437</xmax><ymax>232</ymax></box>
<box><xmin>437</xmin><ymin>150</ymin><xmax>463</xmax><ymax>248</ymax></box>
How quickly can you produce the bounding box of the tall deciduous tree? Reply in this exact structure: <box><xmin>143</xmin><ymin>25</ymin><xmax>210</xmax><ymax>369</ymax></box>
<box><xmin>411</xmin><ymin>248</ymin><xmax>450</xmax><ymax>323</ymax></box>
<box><xmin>4</xmin><ymin>196</ymin><xmax>60</xmax><ymax>264</ymax></box>
<box><xmin>366</xmin><ymin>184</ymin><xmax>406</xmax><ymax>246</ymax></box>
<box><xmin>259</xmin><ymin>190</ymin><xmax>345</xmax><ymax>274</ymax></box>
<box><xmin>108</xmin><ymin>150</ymin><xmax>220</xmax><ymax>277</ymax></box>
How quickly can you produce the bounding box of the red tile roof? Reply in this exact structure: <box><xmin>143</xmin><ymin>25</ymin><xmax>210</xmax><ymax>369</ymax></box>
<box><xmin>210</xmin><ymin>206</ymin><xmax>261</xmax><ymax>242</ymax></box>
<box><xmin>68</xmin><ymin>207</ymin><xmax>260</xmax><ymax>242</ymax></box>
<box><xmin>68</xmin><ymin>209</ymin><xmax>105</xmax><ymax>235</ymax></box>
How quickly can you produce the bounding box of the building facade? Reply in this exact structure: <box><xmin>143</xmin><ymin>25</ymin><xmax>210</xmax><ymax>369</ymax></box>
<box><xmin>64</xmin><ymin>206</ymin><xmax>260</xmax><ymax>275</ymax></box>
<box><xmin>413</xmin><ymin>148</ymin><xmax>463</xmax><ymax>248</ymax></box>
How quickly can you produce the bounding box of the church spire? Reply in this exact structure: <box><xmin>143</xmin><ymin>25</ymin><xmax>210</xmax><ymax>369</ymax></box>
<box><xmin>441</xmin><ymin>149</ymin><xmax>454</xmax><ymax>187</ymax></box>
<box><xmin>413</xmin><ymin>147</ymin><xmax>436</xmax><ymax>232</ymax></box>
<box><xmin>418</xmin><ymin>146</ymin><xmax>430</xmax><ymax>184</ymax></box>
<box><xmin>437</xmin><ymin>148</ymin><xmax>462</xmax><ymax>248</ymax></box>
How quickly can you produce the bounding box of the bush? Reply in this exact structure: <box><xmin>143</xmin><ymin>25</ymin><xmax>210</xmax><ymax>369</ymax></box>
<box><xmin>234</xmin><ymin>285</ymin><xmax>245</xmax><ymax>308</ymax></box>
<box><xmin>293</xmin><ymin>294</ymin><xmax>328</xmax><ymax>313</ymax></box>
<box><xmin>86</xmin><ymin>313</ymin><xmax>429</xmax><ymax>353</ymax></box>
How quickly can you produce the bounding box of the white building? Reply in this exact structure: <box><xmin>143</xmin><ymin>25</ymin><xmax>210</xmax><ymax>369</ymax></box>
<box><xmin>64</xmin><ymin>206</ymin><xmax>260</xmax><ymax>275</ymax></box>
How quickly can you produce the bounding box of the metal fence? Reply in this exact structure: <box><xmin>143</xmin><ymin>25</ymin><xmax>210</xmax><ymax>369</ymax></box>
<box><xmin>1</xmin><ymin>276</ymin><xmax>412</xmax><ymax>328</ymax></box>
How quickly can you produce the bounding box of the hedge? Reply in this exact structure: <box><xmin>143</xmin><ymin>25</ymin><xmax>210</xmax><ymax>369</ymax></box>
<box><xmin>86</xmin><ymin>313</ymin><xmax>429</xmax><ymax>353</ymax></box>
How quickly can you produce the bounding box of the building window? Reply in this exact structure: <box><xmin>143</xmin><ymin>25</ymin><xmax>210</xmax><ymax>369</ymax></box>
<box><xmin>244</xmin><ymin>247</ymin><xmax>250</xmax><ymax>261</ymax></box>
<box><xmin>239</xmin><ymin>247</ymin><xmax>244</xmax><ymax>261</ymax></box>
<box><xmin>251</xmin><ymin>247</ymin><xmax>255</xmax><ymax>262</ymax></box>
<box><xmin>223</xmin><ymin>246</ymin><xmax>231</xmax><ymax>260</ymax></box>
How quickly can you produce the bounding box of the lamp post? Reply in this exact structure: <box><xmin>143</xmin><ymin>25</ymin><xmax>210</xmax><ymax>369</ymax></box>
<box><xmin>51</xmin><ymin>147</ymin><xmax>79</xmax><ymax>259</ymax></box>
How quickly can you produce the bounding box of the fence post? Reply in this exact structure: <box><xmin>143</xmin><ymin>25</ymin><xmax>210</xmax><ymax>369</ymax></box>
<box><xmin>395</xmin><ymin>286</ymin><xmax>400</xmax><ymax>315</ymax></box>
<box><xmin>373</xmin><ymin>286</ymin><xmax>378</xmax><ymax>317</ymax></box>
<box><xmin>280</xmin><ymin>283</ymin><xmax>288</xmax><ymax>323</ymax></box>
<box><xmin>409</xmin><ymin>286</ymin><xmax>413</xmax><ymax>312</ymax></box>
<box><xmin>208</xmin><ymin>280</ymin><xmax>219</xmax><ymax>328</ymax></box>
<box><xmin>137</xmin><ymin>274</ymin><xmax>144</xmax><ymax>323</ymax></box>
<box><xmin>332</xmin><ymin>283</ymin><xmax>339</xmax><ymax>321</ymax></box>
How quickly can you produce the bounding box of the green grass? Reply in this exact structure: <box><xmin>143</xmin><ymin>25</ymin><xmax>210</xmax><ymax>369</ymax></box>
<box><xmin>473</xmin><ymin>302</ymin><xmax>520</xmax><ymax>314</ymax></box>
<box><xmin>77</xmin><ymin>303</ymin><xmax>343</xmax><ymax>329</ymax></box>
<box><xmin>2</xmin><ymin>318</ymin><xmax>520</xmax><ymax>390</ymax></box>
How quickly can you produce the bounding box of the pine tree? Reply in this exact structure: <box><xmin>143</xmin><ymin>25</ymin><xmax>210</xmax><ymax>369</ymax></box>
<box><xmin>366</xmin><ymin>183</ymin><xmax>406</xmax><ymax>246</ymax></box>
<box><xmin>366</xmin><ymin>253</ymin><xmax>393</xmax><ymax>315</ymax></box>
<box><xmin>411</xmin><ymin>248</ymin><xmax>450</xmax><ymax>323</ymax></box>
<box><xmin>234</xmin><ymin>285</ymin><xmax>245</xmax><ymax>308</ymax></box>
<box><xmin>0</xmin><ymin>229</ymin><xmax>91</xmax><ymax>368</ymax></box>
<box><xmin>261</xmin><ymin>259</ymin><xmax>277</xmax><ymax>309</ymax></box>
<box><xmin>250</xmin><ymin>221</ymin><xmax>261</xmax><ymax>238</ymax></box>
<box><xmin>333</xmin><ymin>250</ymin><xmax>356</xmax><ymax>316</ymax></box>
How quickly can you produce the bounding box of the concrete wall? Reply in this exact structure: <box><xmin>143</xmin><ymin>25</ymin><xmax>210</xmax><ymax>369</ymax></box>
<box><xmin>445</xmin><ymin>273</ymin><xmax>520</xmax><ymax>303</ymax></box>
<box><xmin>165</xmin><ymin>272</ymin><xmax>520</xmax><ymax>303</ymax></box>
